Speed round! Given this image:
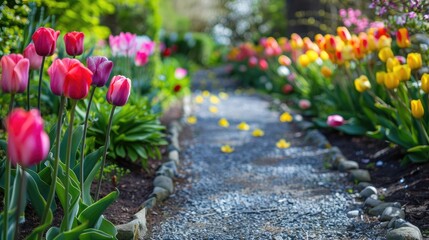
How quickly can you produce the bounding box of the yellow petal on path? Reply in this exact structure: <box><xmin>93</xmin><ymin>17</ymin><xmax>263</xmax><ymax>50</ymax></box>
<box><xmin>252</xmin><ymin>128</ymin><xmax>264</xmax><ymax>137</ymax></box>
<box><xmin>202</xmin><ymin>90</ymin><xmax>210</xmax><ymax>97</ymax></box>
<box><xmin>219</xmin><ymin>92</ymin><xmax>229</xmax><ymax>100</ymax></box>
<box><xmin>279</xmin><ymin>112</ymin><xmax>293</xmax><ymax>122</ymax></box>
<box><xmin>218</xmin><ymin>118</ymin><xmax>230</xmax><ymax>128</ymax></box>
<box><xmin>186</xmin><ymin>116</ymin><xmax>197</xmax><ymax>125</ymax></box>
<box><xmin>237</xmin><ymin>122</ymin><xmax>250</xmax><ymax>131</ymax></box>
<box><xmin>221</xmin><ymin>145</ymin><xmax>234</xmax><ymax>153</ymax></box>
<box><xmin>276</xmin><ymin>139</ymin><xmax>291</xmax><ymax>149</ymax></box>
<box><xmin>195</xmin><ymin>95</ymin><xmax>204</xmax><ymax>104</ymax></box>
<box><xmin>210</xmin><ymin>95</ymin><xmax>220</xmax><ymax>104</ymax></box>
<box><xmin>209</xmin><ymin>106</ymin><xmax>218</xmax><ymax>114</ymax></box>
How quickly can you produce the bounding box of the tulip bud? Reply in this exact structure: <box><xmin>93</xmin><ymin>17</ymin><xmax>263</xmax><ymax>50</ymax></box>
<box><xmin>1</xmin><ymin>54</ymin><xmax>29</xmax><ymax>93</ymax></box>
<box><xmin>396</xmin><ymin>28</ymin><xmax>411</xmax><ymax>48</ymax></box>
<box><xmin>337</xmin><ymin>26</ymin><xmax>351</xmax><ymax>43</ymax></box>
<box><xmin>106</xmin><ymin>75</ymin><xmax>131</xmax><ymax>106</ymax></box>
<box><xmin>298</xmin><ymin>54</ymin><xmax>310</xmax><ymax>67</ymax></box>
<box><xmin>376</xmin><ymin>71</ymin><xmax>386</xmax><ymax>85</ymax></box>
<box><xmin>327</xmin><ymin>115</ymin><xmax>345</xmax><ymax>127</ymax></box>
<box><xmin>393</xmin><ymin>65</ymin><xmax>411</xmax><ymax>81</ymax></box>
<box><xmin>87</xmin><ymin>56</ymin><xmax>114</xmax><ymax>87</ymax></box>
<box><xmin>305</xmin><ymin>50</ymin><xmax>319</xmax><ymax>63</ymax></box>
<box><xmin>378</xmin><ymin>47</ymin><xmax>394</xmax><ymax>62</ymax></box>
<box><xmin>354</xmin><ymin>75</ymin><xmax>371</xmax><ymax>93</ymax></box>
<box><xmin>6</xmin><ymin>109</ymin><xmax>50</xmax><ymax>167</ymax></box>
<box><xmin>32</xmin><ymin>27</ymin><xmax>60</xmax><ymax>56</ymax></box>
<box><xmin>411</xmin><ymin>99</ymin><xmax>424</xmax><ymax>119</ymax></box>
<box><xmin>278</xmin><ymin>55</ymin><xmax>291</xmax><ymax>66</ymax></box>
<box><xmin>384</xmin><ymin>72</ymin><xmax>400</xmax><ymax>89</ymax></box>
<box><xmin>319</xmin><ymin>51</ymin><xmax>329</xmax><ymax>61</ymax></box>
<box><xmin>290</xmin><ymin>33</ymin><xmax>304</xmax><ymax>50</ymax></box>
<box><xmin>407</xmin><ymin>53</ymin><xmax>422</xmax><ymax>70</ymax></box>
<box><xmin>64</xmin><ymin>31</ymin><xmax>85</xmax><ymax>56</ymax></box>
<box><xmin>298</xmin><ymin>99</ymin><xmax>311</xmax><ymax>110</ymax></box>
<box><xmin>258</xmin><ymin>59</ymin><xmax>268</xmax><ymax>71</ymax></box>
<box><xmin>24</xmin><ymin>43</ymin><xmax>43</xmax><ymax>70</ymax></box>
<box><xmin>421</xmin><ymin>73</ymin><xmax>429</xmax><ymax>94</ymax></box>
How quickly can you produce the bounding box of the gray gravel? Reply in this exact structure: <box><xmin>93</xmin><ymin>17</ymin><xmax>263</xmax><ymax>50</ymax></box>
<box><xmin>148</xmin><ymin>68</ymin><xmax>385</xmax><ymax>239</ymax></box>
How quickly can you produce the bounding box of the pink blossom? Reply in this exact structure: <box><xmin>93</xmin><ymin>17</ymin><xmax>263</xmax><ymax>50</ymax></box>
<box><xmin>327</xmin><ymin>115</ymin><xmax>345</xmax><ymax>127</ymax></box>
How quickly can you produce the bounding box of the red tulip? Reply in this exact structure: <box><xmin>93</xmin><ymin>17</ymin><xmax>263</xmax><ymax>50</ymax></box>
<box><xmin>106</xmin><ymin>75</ymin><xmax>131</xmax><ymax>106</ymax></box>
<box><xmin>258</xmin><ymin>59</ymin><xmax>268</xmax><ymax>71</ymax></box>
<box><xmin>32</xmin><ymin>27</ymin><xmax>60</xmax><ymax>56</ymax></box>
<box><xmin>47</xmin><ymin>58</ymin><xmax>93</xmax><ymax>99</ymax></box>
<box><xmin>24</xmin><ymin>43</ymin><xmax>43</xmax><ymax>70</ymax></box>
<box><xmin>6</xmin><ymin>109</ymin><xmax>50</xmax><ymax>167</ymax></box>
<box><xmin>64</xmin><ymin>31</ymin><xmax>85</xmax><ymax>56</ymax></box>
<box><xmin>282</xmin><ymin>84</ymin><xmax>294</xmax><ymax>94</ymax></box>
<box><xmin>87</xmin><ymin>56</ymin><xmax>113</xmax><ymax>87</ymax></box>
<box><xmin>396</xmin><ymin>28</ymin><xmax>411</xmax><ymax>48</ymax></box>
<box><xmin>327</xmin><ymin>115</ymin><xmax>345</xmax><ymax>127</ymax></box>
<box><xmin>1</xmin><ymin>54</ymin><xmax>29</xmax><ymax>93</ymax></box>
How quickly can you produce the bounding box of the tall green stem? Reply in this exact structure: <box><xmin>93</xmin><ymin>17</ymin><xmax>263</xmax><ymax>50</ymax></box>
<box><xmin>95</xmin><ymin>105</ymin><xmax>116</xmax><ymax>201</ymax></box>
<box><xmin>37</xmin><ymin>56</ymin><xmax>46</xmax><ymax>111</ymax></box>
<box><xmin>38</xmin><ymin>96</ymin><xmax>66</xmax><ymax>240</ymax></box>
<box><xmin>63</xmin><ymin>100</ymin><xmax>77</xmax><ymax>231</ymax></box>
<box><xmin>79</xmin><ymin>87</ymin><xmax>96</xmax><ymax>196</ymax></box>
<box><xmin>13</xmin><ymin>166</ymin><xmax>26</xmax><ymax>240</ymax></box>
<box><xmin>27</xmin><ymin>70</ymin><xmax>33</xmax><ymax>111</ymax></box>
<box><xmin>3</xmin><ymin>93</ymin><xmax>15</xmax><ymax>240</ymax></box>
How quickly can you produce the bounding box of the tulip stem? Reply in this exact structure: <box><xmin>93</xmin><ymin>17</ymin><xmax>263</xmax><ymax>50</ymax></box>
<box><xmin>37</xmin><ymin>56</ymin><xmax>46</xmax><ymax>112</ymax></box>
<box><xmin>13</xmin><ymin>166</ymin><xmax>27</xmax><ymax>240</ymax></box>
<box><xmin>3</xmin><ymin>93</ymin><xmax>16</xmax><ymax>240</ymax></box>
<box><xmin>27</xmin><ymin>70</ymin><xmax>33</xmax><ymax>111</ymax></box>
<box><xmin>63</xmin><ymin>100</ymin><xmax>77</xmax><ymax>231</ymax></box>
<box><xmin>418</xmin><ymin>120</ymin><xmax>429</xmax><ymax>145</ymax></box>
<box><xmin>79</xmin><ymin>87</ymin><xmax>96</xmax><ymax>198</ymax></box>
<box><xmin>95</xmin><ymin>105</ymin><xmax>116</xmax><ymax>201</ymax></box>
<box><xmin>38</xmin><ymin>96</ymin><xmax>66</xmax><ymax>240</ymax></box>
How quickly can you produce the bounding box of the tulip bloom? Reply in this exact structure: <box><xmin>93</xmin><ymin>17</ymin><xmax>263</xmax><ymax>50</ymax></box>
<box><xmin>48</xmin><ymin>58</ymin><xmax>93</xmax><ymax>99</ymax></box>
<box><xmin>378</xmin><ymin>47</ymin><xmax>394</xmax><ymax>62</ymax></box>
<box><xmin>106</xmin><ymin>75</ymin><xmax>131</xmax><ymax>106</ymax></box>
<box><xmin>337</xmin><ymin>27</ymin><xmax>351</xmax><ymax>42</ymax></box>
<box><xmin>1</xmin><ymin>54</ymin><xmax>29</xmax><ymax>93</ymax></box>
<box><xmin>305</xmin><ymin>50</ymin><xmax>319</xmax><ymax>63</ymax></box>
<box><xmin>376</xmin><ymin>71</ymin><xmax>386</xmax><ymax>85</ymax></box>
<box><xmin>421</xmin><ymin>73</ymin><xmax>429</xmax><ymax>94</ymax></box>
<box><xmin>386</xmin><ymin>57</ymin><xmax>400</xmax><ymax>72</ymax></box>
<box><xmin>327</xmin><ymin>115</ymin><xmax>345</xmax><ymax>127</ymax></box>
<box><xmin>87</xmin><ymin>56</ymin><xmax>113</xmax><ymax>87</ymax></box>
<box><xmin>384</xmin><ymin>72</ymin><xmax>400</xmax><ymax>89</ymax></box>
<box><xmin>23</xmin><ymin>43</ymin><xmax>43</xmax><ymax>70</ymax></box>
<box><xmin>278</xmin><ymin>55</ymin><xmax>291</xmax><ymax>66</ymax></box>
<box><xmin>290</xmin><ymin>33</ymin><xmax>304</xmax><ymax>50</ymax></box>
<box><xmin>282</xmin><ymin>84</ymin><xmax>293</xmax><ymax>94</ymax></box>
<box><xmin>64</xmin><ymin>31</ymin><xmax>85</xmax><ymax>56</ymax></box>
<box><xmin>396</xmin><ymin>28</ymin><xmax>411</xmax><ymax>48</ymax></box>
<box><xmin>321</xmin><ymin>66</ymin><xmax>332</xmax><ymax>78</ymax></box>
<box><xmin>298</xmin><ymin>54</ymin><xmax>310</xmax><ymax>67</ymax></box>
<box><xmin>258</xmin><ymin>59</ymin><xmax>268</xmax><ymax>71</ymax></box>
<box><xmin>135</xmin><ymin>49</ymin><xmax>149</xmax><ymax>66</ymax></box>
<box><xmin>407</xmin><ymin>53</ymin><xmax>422</xmax><ymax>70</ymax></box>
<box><xmin>411</xmin><ymin>99</ymin><xmax>424</xmax><ymax>119</ymax></box>
<box><xmin>299</xmin><ymin>99</ymin><xmax>311</xmax><ymax>110</ymax></box>
<box><xmin>354</xmin><ymin>75</ymin><xmax>371</xmax><ymax>93</ymax></box>
<box><xmin>32</xmin><ymin>27</ymin><xmax>60</xmax><ymax>56</ymax></box>
<box><xmin>6</xmin><ymin>109</ymin><xmax>50</xmax><ymax>167</ymax></box>
<box><xmin>393</xmin><ymin>65</ymin><xmax>411</xmax><ymax>81</ymax></box>
<box><xmin>248</xmin><ymin>56</ymin><xmax>258</xmax><ymax>67</ymax></box>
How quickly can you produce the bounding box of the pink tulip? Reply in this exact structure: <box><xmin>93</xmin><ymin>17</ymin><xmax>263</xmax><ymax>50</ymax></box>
<box><xmin>109</xmin><ymin>32</ymin><xmax>136</xmax><ymax>56</ymax></box>
<box><xmin>327</xmin><ymin>115</ymin><xmax>345</xmax><ymax>127</ymax></box>
<box><xmin>299</xmin><ymin>99</ymin><xmax>311</xmax><ymax>110</ymax></box>
<box><xmin>134</xmin><ymin>50</ymin><xmax>149</xmax><ymax>66</ymax></box>
<box><xmin>64</xmin><ymin>31</ymin><xmax>85</xmax><ymax>56</ymax></box>
<box><xmin>248</xmin><ymin>56</ymin><xmax>258</xmax><ymax>67</ymax></box>
<box><xmin>6</xmin><ymin>109</ymin><xmax>50</xmax><ymax>167</ymax></box>
<box><xmin>87</xmin><ymin>56</ymin><xmax>113</xmax><ymax>87</ymax></box>
<box><xmin>1</xmin><ymin>54</ymin><xmax>29</xmax><ymax>93</ymax></box>
<box><xmin>24</xmin><ymin>43</ymin><xmax>43</xmax><ymax>70</ymax></box>
<box><xmin>32</xmin><ymin>27</ymin><xmax>60</xmax><ymax>56</ymax></box>
<box><xmin>282</xmin><ymin>84</ymin><xmax>294</xmax><ymax>94</ymax></box>
<box><xmin>106</xmin><ymin>75</ymin><xmax>131</xmax><ymax>106</ymax></box>
<box><xmin>47</xmin><ymin>58</ymin><xmax>93</xmax><ymax>99</ymax></box>
<box><xmin>258</xmin><ymin>59</ymin><xmax>268</xmax><ymax>71</ymax></box>
<box><xmin>174</xmin><ymin>68</ymin><xmax>187</xmax><ymax>80</ymax></box>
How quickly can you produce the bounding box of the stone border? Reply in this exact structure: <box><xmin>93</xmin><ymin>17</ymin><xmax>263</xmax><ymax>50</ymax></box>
<box><xmin>115</xmin><ymin>96</ymin><xmax>191</xmax><ymax>240</ymax></box>
<box><xmin>292</xmin><ymin>114</ymin><xmax>424</xmax><ymax>240</ymax></box>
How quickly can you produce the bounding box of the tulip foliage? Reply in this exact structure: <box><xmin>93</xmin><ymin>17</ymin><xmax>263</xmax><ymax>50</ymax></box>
<box><xmin>228</xmin><ymin>23</ymin><xmax>429</xmax><ymax>163</ymax></box>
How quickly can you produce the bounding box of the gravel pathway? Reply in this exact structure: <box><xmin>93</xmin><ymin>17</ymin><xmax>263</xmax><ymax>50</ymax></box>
<box><xmin>148</xmin><ymin>69</ymin><xmax>385</xmax><ymax>239</ymax></box>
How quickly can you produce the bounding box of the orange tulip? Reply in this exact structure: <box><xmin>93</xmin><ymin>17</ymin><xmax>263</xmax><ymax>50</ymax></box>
<box><xmin>396</xmin><ymin>28</ymin><xmax>411</xmax><ymax>48</ymax></box>
<box><xmin>337</xmin><ymin>27</ymin><xmax>351</xmax><ymax>42</ymax></box>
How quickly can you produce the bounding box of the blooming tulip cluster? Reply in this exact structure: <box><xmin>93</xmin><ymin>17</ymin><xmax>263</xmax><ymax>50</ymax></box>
<box><xmin>109</xmin><ymin>32</ymin><xmax>155</xmax><ymax>66</ymax></box>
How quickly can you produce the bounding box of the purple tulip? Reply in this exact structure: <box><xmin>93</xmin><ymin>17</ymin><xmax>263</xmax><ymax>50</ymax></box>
<box><xmin>87</xmin><ymin>56</ymin><xmax>114</xmax><ymax>87</ymax></box>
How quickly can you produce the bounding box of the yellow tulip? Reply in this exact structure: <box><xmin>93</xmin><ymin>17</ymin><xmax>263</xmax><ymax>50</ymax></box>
<box><xmin>396</xmin><ymin>28</ymin><xmax>411</xmax><ymax>48</ymax></box>
<box><xmin>276</xmin><ymin>139</ymin><xmax>291</xmax><ymax>149</ymax></box>
<box><xmin>319</xmin><ymin>50</ymin><xmax>330</xmax><ymax>61</ymax></box>
<box><xmin>393</xmin><ymin>65</ymin><xmax>411</xmax><ymax>81</ymax></box>
<box><xmin>377</xmin><ymin>35</ymin><xmax>392</xmax><ymax>49</ymax></box>
<box><xmin>306</xmin><ymin>50</ymin><xmax>319</xmax><ymax>62</ymax></box>
<box><xmin>378</xmin><ymin>47</ymin><xmax>394</xmax><ymax>62</ymax></box>
<box><xmin>386</xmin><ymin>57</ymin><xmax>400</xmax><ymax>72</ymax></box>
<box><xmin>279</xmin><ymin>112</ymin><xmax>293</xmax><ymax>122</ymax></box>
<box><xmin>220</xmin><ymin>145</ymin><xmax>234</xmax><ymax>153</ymax></box>
<box><xmin>252</xmin><ymin>128</ymin><xmax>265</xmax><ymax>137</ymax></box>
<box><xmin>337</xmin><ymin>26</ymin><xmax>352</xmax><ymax>42</ymax></box>
<box><xmin>321</xmin><ymin>66</ymin><xmax>332</xmax><ymax>78</ymax></box>
<box><xmin>421</xmin><ymin>73</ymin><xmax>429</xmax><ymax>93</ymax></box>
<box><xmin>407</xmin><ymin>53</ymin><xmax>422</xmax><ymax>70</ymax></box>
<box><xmin>376</xmin><ymin>71</ymin><xmax>386</xmax><ymax>85</ymax></box>
<box><xmin>368</xmin><ymin>35</ymin><xmax>377</xmax><ymax>52</ymax></box>
<box><xmin>411</xmin><ymin>99</ymin><xmax>424</xmax><ymax>119</ymax></box>
<box><xmin>354</xmin><ymin>75</ymin><xmax>371</xmax><ymax>93</ymax></box>
<box><xmin>237</xmin><ymin>122</ymin><xmax>250</xmax><ymax>131</ymax></box>
<box><xmin>218</xmin><ymin>118</ymin><xmax>229</xmax><ymax>128</ymax></box>
<box><xmin>298</xmin><ymin>54</ymin><xmax>310</xmax><ymax>67</ymax></box>
<box><xmin>384</xmin><ymin>72</ymin><xmax>400</xmax><ymax>89</ymax></box>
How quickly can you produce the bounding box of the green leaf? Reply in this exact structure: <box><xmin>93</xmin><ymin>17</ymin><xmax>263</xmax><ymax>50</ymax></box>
<box><xmin>386</xmin><ymin>127</ymin><xmax>417</xmax><ymax>149</ymax></box>
<box><xmin>78</xmin><ymin>190</ymin><xmax>119</xmax><ymax>228</ymax></box>
<box><xmin>0</xmin><ymin>139</ymin><xmax>7</xmax><ymax>152</ymax></box>
<box><xmin>98</xmin><ymin>217</ymin><xmax>117</xmax><ymax>237</ymax></box>
<box><xmin>407</xmin><ymin>145</ymin><xmax>429</xmax><ymax>153</ymax></box>
<box><xmin>73</xmin><ymin>146</ymin><xmax>105</xmax><ymax>181</ymax></box>
<box><xmin>82</xmin><ymin>160</ymin><xmax>102</xmax><ymax>205</ymax></box>
<box><xmin>60</xmin><ymin>125</ymin><xmax>84</xmax><ymax>169</ymax></box>
<box><xmin>336</xmin><ymin>123</ymin><xmax>368</xmax><ymax>136</ymax></box>
<box><xmin>25</xmin><ymin>169</ymin><xmax>50</xmax><ymax>218</ymax></box>
<box><xmin>79</xmin><ymin>228</ymin><xmax>115</xmax><ymax>240</ymax></box>
<box><xmin>45</xmin><ymin>226</ymin><xmax>61</xmax><ymax>240</ymax></box>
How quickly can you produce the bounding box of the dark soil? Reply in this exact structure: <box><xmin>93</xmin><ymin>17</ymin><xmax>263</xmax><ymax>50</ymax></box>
<box><xmin>320</xmin><ymin>128</ymin><xmax>429</xmax><ymax>236</ymax></box>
